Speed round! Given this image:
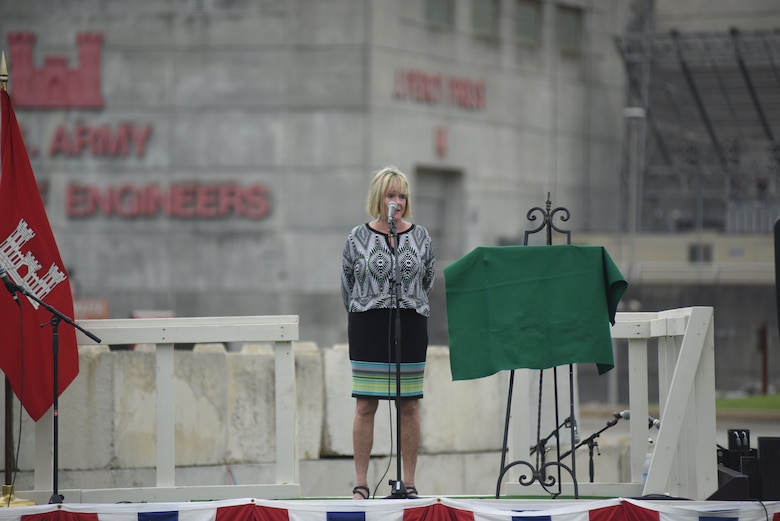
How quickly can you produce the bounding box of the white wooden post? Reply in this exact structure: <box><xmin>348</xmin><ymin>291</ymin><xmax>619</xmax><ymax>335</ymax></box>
<box><xmin>274</xmin><ymin>339</ymin><xmax>298</xmax><ymax>484</ymax></box>
<box><xmin>156</xmin><ymin>343</ymin><xmax>175</xmax><ymax>487</ymax></box>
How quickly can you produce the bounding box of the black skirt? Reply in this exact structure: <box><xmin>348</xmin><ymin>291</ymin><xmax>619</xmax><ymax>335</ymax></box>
<box><xmin>348</xmin><ymin>308</ymin><xmax>428</xmax><ymax>399</ymax></box>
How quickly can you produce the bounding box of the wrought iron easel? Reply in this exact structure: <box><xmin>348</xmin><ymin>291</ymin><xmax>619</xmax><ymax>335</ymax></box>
<box><xmin>495</xmin><ymin>193</ymin><xmax>579</xmax><ymax>499</ymax></box>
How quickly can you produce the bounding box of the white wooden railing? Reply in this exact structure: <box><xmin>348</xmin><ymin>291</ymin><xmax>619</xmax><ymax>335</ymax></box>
<box><xmin>505</xmin><ymin>306</ymin><xmax>717</xmax><ymax>500</ymax></box>
<box><xmin>31</xmin><ymin>315</ymin><xmax>300</xmax><ymax>503</ymax></box>
<box><xmin>26</xmin><ymin>308</ymin><xmax>716</xmax><ymax>501</ymax></box>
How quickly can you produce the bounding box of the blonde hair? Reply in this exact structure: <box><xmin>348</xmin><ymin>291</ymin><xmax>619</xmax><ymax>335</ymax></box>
<box><xmin>365</xmin><ymin>166</ymin><xmax>412</xmax><ymax>219</ymax></box>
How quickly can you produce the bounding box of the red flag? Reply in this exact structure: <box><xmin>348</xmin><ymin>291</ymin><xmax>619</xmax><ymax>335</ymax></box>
<box><xmin>0</xmin><ymin>89</ymin><xmax>79</xmax><ymax>422</ymax></box>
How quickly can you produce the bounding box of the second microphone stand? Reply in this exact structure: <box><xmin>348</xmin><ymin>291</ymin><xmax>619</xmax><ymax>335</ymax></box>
<box><xmin>8</xmin><ymin>281</ymin><xmax>101</xmax><ymax>503</ymax></box>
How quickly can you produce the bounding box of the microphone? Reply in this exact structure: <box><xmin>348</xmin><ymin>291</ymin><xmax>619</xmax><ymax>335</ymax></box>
<box><xmin>0</xmin><ymin>265</ymin><xmax>19</xmax><ymax>301</ymax></box>
<box><xmin>387</xmin><ymin>201</ymin><xmax>398</xmax><ymax>223</ymax></box>
<box><xmin>565</xmin><ymin>416</ymin><xmax>580</xmax><ymax>444</ymax></box>
<box><xmin>614</xmin><ymin>410</ymin><xmax>661</xmax><ymax>429</ymax></box>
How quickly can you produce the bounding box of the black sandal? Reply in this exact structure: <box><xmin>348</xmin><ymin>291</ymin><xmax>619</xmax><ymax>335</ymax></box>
<box><xmin>407</xmin><ymin>486</ymin><xmax>419</xmax><ymax>498</ymax></box>
<box><xmin>352</xmin><ymin>485</ymin><xmax>370</xmax><ymax>500</ymax></box>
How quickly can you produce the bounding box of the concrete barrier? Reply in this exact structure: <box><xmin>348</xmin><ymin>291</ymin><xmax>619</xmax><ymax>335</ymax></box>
<box><xmin>4</xmin><ymin>341</ymin><xmax>600</xmax><ymax>498</ymax></box>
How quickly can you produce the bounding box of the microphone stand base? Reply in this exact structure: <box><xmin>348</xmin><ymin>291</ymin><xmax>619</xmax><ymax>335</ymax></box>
<box><xmin>384</xmin><ymin>480</ymin><xmax>419</xmax><ymax>499</ymax></box>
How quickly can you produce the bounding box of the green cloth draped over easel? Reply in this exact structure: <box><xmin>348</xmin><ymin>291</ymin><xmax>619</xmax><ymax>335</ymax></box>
<box><xmin>444</xmin><ymin>245</ymin><xmax>628</xmax><ymax>381</ymax></box>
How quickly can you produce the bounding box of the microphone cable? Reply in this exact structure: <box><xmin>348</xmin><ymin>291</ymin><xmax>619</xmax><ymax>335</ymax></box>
<box><xmin>369</xmin><ymin>305</ymin><xmax>396</xmax><ymax>499</ymax></box>
<box><xmin>368</xmin><ymin>308</ymin><xmax>397</xmax><ymax>499</ymax></box>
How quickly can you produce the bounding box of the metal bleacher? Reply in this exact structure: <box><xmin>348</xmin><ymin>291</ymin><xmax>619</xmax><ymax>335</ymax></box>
<box><xmin>615</xmin><ymin>3</ymin><xmax>780</xmax><ymax>234</ymax></box>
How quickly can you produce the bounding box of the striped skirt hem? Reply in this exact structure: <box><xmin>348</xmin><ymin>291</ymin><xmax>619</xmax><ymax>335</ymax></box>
<box><xmin>351</xmin><ymin>360</ymin><xmax>425</xmax><ymax>399</ymax></box>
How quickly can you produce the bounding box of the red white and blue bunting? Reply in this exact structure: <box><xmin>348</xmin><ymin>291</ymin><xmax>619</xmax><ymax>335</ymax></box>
<box><xmin>0</xmin><ymin>498</ymin><xmax>777</xmax><ymax>521</ymax></box>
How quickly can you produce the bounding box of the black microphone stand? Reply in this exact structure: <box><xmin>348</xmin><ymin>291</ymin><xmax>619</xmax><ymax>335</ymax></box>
<box><xmin>385</xmin><ymin>216</ymin><xmax>412</xmax><ymax>499</ymax></box>
<box><xmin>559</xmin><ymin>415</ymin><xmax>622</xmax><ymax>483</ymax></box>
<box><xmin>8</xmin><ymin>283</ymin><xmax>101</xmax><ymax>503</ymax></box>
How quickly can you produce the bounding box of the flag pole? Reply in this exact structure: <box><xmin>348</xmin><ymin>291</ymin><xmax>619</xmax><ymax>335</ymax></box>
<box><xmin>0</xmin><ymin>50</ymin><xmax>35</xmax><ymax>508</ymax></box>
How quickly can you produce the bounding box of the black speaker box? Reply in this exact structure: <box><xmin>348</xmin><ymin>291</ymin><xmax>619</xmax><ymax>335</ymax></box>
<box><xmin>740</xmin><ymin>455</ymin><xmax>762</xmax><ymax>500</ymax></box>
<box><xmin>717</xmin><ymin>446</ymin><xmax>757</xmax><ymax>473</ymax></box>
<box><xmin>759</xmin><ymin>437</ymin><xmax>780</xmax><ymax>500</ymax></box>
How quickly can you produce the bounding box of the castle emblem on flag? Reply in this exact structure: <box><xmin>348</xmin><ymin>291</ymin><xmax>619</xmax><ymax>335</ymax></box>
<box><xmin>0</xmin><ymin>219</ymin><xmax>67</xmax><ymax>309</ymax></box>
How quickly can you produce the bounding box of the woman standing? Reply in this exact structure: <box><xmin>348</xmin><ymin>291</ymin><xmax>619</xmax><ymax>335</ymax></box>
<box><xmin>340</xmin><ymin>166</ymin><xmax>435</xmax><ymax>500</ymax></box>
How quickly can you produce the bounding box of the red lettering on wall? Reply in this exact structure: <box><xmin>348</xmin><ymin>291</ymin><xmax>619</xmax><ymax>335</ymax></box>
<box><xmin>393</xmin><ymin>70</ymin><xmax>444</xmax><ymax>104</ymax></box>
<box><xmin>218</xmin><ymin>184</ymin><xmax>242</xmax><ymax>217</ymax></box>
<box><xmin>116</xmin><ymin>184</ymin><xmax>140</xmax><ymax>218</ymax></box>
<box><xmin>169</xmin><ymin>184</ymin><xmax>197</xmax><ymax>217</ymax></box>
<box><xmin>65</xmin><ymin>183</ymin><xmax>95</xmax><ymax>217</ymax></box>
<box><xmin>97</xmin><ymin>185</ymin><xmax>113</xmax><ymax>215</ymax></box>
<box><xmin>448</xmin><ymin>78</ymin><xmax>486</xmax><ymax>110</ymax></box>
<box><xmin>393</xmin><ymin>68</ymin><xmax>486</xmax><ymax>111</ymax></box>
<box><xmin>107</xmin><ymin>125</ymin><xmax>130</xmax><ymax>156</ymax></box>
<box><xmin>435</xmin><ymin>127</ymin><xmax>447</xmax><ymax>158</ymax></box>
<box><xmin>241</xmin><ymin>184</ymin><xmax>271</xmax><ymax>218</ymax></box>
<box><xmin>141</xmin><ymin>185</ymin><xmax>164</xmax><ymax>216</ymax></box>
<box><xmin>49</xmin><ymin>127</ymin><xmax>73</xmax><ymax>156</ymax></box>
<box><xmin>73</xmin><ymin>124</ymin><xmax>92</xmax><ymax>156</ymax></box>
<box><xmin>131</xmin><ymin>125</ymin><xmax>152</xmax><ymax>157</ymax></box>
<box><xmin>196</xmin><ymin>184</ymin><xmax>220</xmax><ymax>217</ymax></box>
<box><xmin>48</xmin><ymin>124</ymin><xmax>153</xmax><ymax>158</ymax></box>
<box><xmin>66</xmin><ymin>182</ymin><xmax>272</xmax><ymax>220</ymax></box>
